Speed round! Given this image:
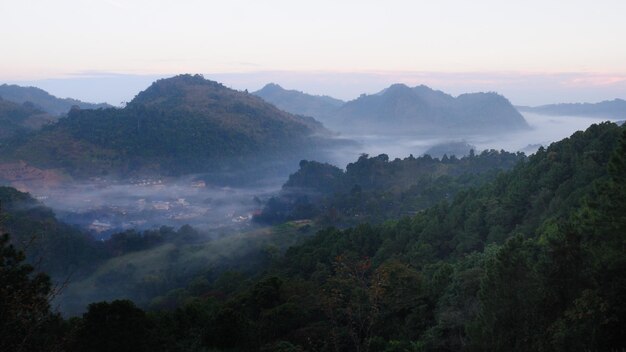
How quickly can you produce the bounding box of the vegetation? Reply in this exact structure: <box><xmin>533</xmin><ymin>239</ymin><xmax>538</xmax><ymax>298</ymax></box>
<box><xmin>1</xmin><ymin>122</ymin><xmax>624</xmax><ymax>351</ymax></box>
<box><xmin>0</xmin><ymin>232</ymin><xmax>64</xmax><ymax>352</ymax></box>
<box><xmin>0</xmin><ymin>97</ymin><xmax>54</xmax><ymax>140</ymax></box>
<box><xmin>257</xmin><ymin>149</ymin><xmax>524</xmax><ymax>226</ymax></box>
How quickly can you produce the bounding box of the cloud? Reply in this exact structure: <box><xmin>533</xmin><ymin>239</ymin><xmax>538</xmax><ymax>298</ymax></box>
<box><xmin>562</xmin><ymin>74</ymin><xmax>626</xmax><ymax>87</ymax></box>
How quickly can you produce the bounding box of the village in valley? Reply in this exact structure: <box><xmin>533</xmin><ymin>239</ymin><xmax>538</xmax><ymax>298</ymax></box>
<box><xmin>0</xmin><ymin>161</ymin><xmax>261</xmax><ymax>240</ymax></box>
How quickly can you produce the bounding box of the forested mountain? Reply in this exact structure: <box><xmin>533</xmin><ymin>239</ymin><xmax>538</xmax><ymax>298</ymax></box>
<box><xmin>131</xmin><ymin>122</ymin><xmax>621</xmax><ymax>352</ymax></box>
<box><xmin>518</xmin><ymin>98</ymin><xmax>626</xmax><ymax>118</ymax></box>
<box><xmin>1</xmin><ymin>75</ymin><xmax>330</xmax><ymax>179</ymax></box>
<box><xmin>253</xmin><ymin>83</ymin><xmax>528</xmax><ymax>135</ymax></box>
<box><xmin>257</xmin><ymin>149</ymin><xmax>525</xmax><ymax>226</ymax></box>
<box><xmin>253</xmin><ymin>83</ymin><xmax>344</xmax><ymax>122</ymax></box>
<box><xmin>0</xmin><ymin>98</ymin><xmax>55</xmax><ymax>140</ymax></box>
<box><xmin>2</xmin><ymin>122</ymin><xmax>624</xmax><ymax>352</ymax></box>
<box><xmin>0</xmin><ymin>84</ymin><xmax>111</xmax><ymax>115</ymax></box>
<box><xmin>331</xmin><ymin>84</ymin><xmax>529</xmax><ymax>134</ymax></box>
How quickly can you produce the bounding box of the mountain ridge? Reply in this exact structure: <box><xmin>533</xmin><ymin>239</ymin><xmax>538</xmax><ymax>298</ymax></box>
<box><xmin>254</xmin><ymin>82</ymin><xmax>529</xmax><ymax>135</ymax></box>
<box><xmin>333</xmin><ymin>84</ymin><xmax>529</xmax><ymax>134</ymax></box>
<box><xmin>0</xmin><ymin>84</ymin><xmax>112</xmax><ymax>115</ymax></box>
<box><xmin>253</xmin><ymin>83</ymin><xmax>344</xmax><ymax>121</ymax></box>
<box><xmin>517</xmin><ymin>98</ymin><xmax>626</xmax><ymax>118</ymax></box>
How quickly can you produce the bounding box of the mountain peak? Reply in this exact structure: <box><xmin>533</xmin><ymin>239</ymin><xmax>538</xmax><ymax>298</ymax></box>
<box><xmin>129</xmin><ymin>74</ymin><xmax>229</xmax><ymax>106</ymax></box>
<box><xmin>260</xmin><ymin>83</ymin><xmax>285</xmax><ymax>92</ymax></box>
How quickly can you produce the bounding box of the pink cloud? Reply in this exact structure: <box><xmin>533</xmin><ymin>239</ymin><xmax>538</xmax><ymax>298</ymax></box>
<box><xmin>563</xmin><ymin>75</ymin><xmax>626</xmax><ymax>87</ymax></box>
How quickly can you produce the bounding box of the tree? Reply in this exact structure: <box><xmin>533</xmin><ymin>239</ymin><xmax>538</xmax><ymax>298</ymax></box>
<box><xmin>0</xmin><ymin>233</ymin><xmax>62</xmax><ymax>352</ymax></box>
<box><xmin>69</xmin><ymin>300</ymin><xmax>157</xmax><ymax>352</ymax></box>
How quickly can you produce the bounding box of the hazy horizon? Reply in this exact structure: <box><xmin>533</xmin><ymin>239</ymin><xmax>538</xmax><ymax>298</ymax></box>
<box><xmin>2</xmin><ymin>0</ymin><xmax>624</xmax><ymax>106</ymax></box>
<box><xmin>4</xmin><ymin>70</ymin><xmax>626</xmax><ymax>107</ymax></box>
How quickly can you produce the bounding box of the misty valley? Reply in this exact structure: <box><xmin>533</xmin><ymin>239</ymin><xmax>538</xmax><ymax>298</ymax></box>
<box><xmin>1</xmin><ymin>75</ymin><xmax>625</xmax><ymax>352</ymax></box>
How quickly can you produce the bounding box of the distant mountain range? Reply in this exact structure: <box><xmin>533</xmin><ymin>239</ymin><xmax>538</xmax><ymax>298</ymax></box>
<box><xmin>253</xmin><ymin>83</ymin><xmax>344</xmax><ymax>121</ymax></box>
<box><xmin>517</xmin><ymin>99</ymin><xmax>626</xmax><ymax>119</ymax></box>
<box><xmin>1</xmin><ymin>75</ymin><xmax>330</xmax><ymax>179</ymax></box>
<box><xmin>0</xmin><ymin>98</ymin><xmax>55</xmax><ymax>140</ymax></box>
<box><xmin>0</xmin><ymin>83</ymin><xmax>111</xmax><ymax>115</ymax></box>
<box><xmin>254</xmin><ymin>83</ymin><xmax>529</xmax><ymax>135</ymax></box>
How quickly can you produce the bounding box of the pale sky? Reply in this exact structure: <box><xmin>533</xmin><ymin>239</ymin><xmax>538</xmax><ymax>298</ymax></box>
<box><xmin>1</xmin><ymin>0</ymin><xmax>625</xmax><ymax>105</ymax></box>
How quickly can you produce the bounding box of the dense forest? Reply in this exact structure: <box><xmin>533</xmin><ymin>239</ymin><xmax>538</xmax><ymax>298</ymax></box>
<box><xmin>256</xmin><ymin>149</ymin><xmax>525</xmax><ymax>226</ymax></box>
<box><xmin>1</xmin><ymin>122</ymin><xmax>625</xmax><ymax>351</ymax></box>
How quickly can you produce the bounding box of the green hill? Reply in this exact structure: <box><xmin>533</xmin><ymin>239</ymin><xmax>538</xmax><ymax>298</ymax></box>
<box><xmin>2</xmin><ymin>75</ymin><xmax>330</xmax><ymax>179</ymax></box>
<box><xmin>0</xmin><ymin>186</ymin><xmax>105</xmax><ymax>278</ymax></box>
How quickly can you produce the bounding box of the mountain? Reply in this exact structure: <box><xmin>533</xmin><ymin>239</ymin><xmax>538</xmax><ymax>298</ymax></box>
<box><xmin>1</xmin><ymin>74</ymin><xmax>330</xmax><ymax>179</ymax></box>
<box><xmin>332</xmin><ymin>84</ymin><xmax>529</xmax><ymax>134</ymax></box>
<box><xmin>0</xmin><ymin>83</ymin><xmax>112</xmax><ymax>115</ymax></box>
<box><xmin>518</xmin><ymin>98</ymin><xmax>626</xmax><ymax>119</ymax></box>
<box><xmin>0</xmin><ymin>98</ymin><xmax>55</xmax><ymax>140</ymax></box>
<box><xmin>253</xmin><ymin>83</ymin><xmax>344</xmax><ymax>122</ymax></box>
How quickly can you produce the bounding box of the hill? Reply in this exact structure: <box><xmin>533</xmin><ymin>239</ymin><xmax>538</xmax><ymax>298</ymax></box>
<box><xmin>171</xmin><ymin>122</ymin><xmax>626</xmax><ymax>351</ymax></box>
<box><xmin>0</xmin><ymin>83</ymin><xmax>111</xmax><ymax>115</ymax></box>
<box><xmin>253</xmin><ymin>83</ymin><xmax>344</xmax><ymax>122</ymax></box>
<box><xmin>0</xmin><ymin>186</ymin><xmax>105</xmax><ymax>278</ymax></box>
<box><xmin>0</xmin><ymin>98</ymin><xmax>55</xmax><ymax>140</ymax></box>
<box><xmin>256</xmin><ymin>149</ymin><xmax>524</xmax><ymax>226</ymax></box>
<box><xmin>518</xmin><ymin>98</ymin><xmax>626</xmax><ymax>119</ymax></box>
<box><xmin>332</xmin><ymin>84</ymin><xmax>529</xmax><ymax>134</ymax></box>
<box><xmin>1</xmin><ymin>75</ymin><xmax>330</xmax><ymax>179</ymax></box>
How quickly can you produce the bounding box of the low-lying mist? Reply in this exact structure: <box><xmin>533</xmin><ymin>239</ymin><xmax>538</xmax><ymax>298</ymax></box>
<box><xmin>38</xmin><ymin>175</ymin><xmax>283</xmax><ymax>240</ymax></box>
<box><xmin>32</xmin><ymin>112</ymin><xmax>616</xmax><ymax>240</ymax></box>
<box><xmin>37</xmin><ymin>112</ymin><xmax>618</xmax><ymax>316</ymax></box>
<box><xmin>325</xmin><ymin>113</ymin><xmax>619</xmax><ymax>166</ymax></box>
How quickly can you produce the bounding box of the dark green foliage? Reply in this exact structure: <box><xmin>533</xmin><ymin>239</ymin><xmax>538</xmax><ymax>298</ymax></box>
<box><xmin>0</xmin><ymin>186</ymin><xmax>106</xmax><ymax>279</ymax></box>
<box><xmin>4</xmin><ymin>122</ymin><xmax>626</xmax><ymax>351</ymax></box>
<box><xmin>69</xmin><ymin>300</ymin><xmax>158</xmax><ymax>352</ymax></box>
<box><xmin>0</xmin><ymin>233</ymin><xmax>63</xmax><ymax>352</ymax></box>
<box><xmin>183</xmin><ymin>122</ymin><xmax>624</xmax><ymax>351</ymax></box>
<box><xmin>257</xmin><ymin>150</ymin><xmax>525</xmax><ymax>226</ymax></box>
